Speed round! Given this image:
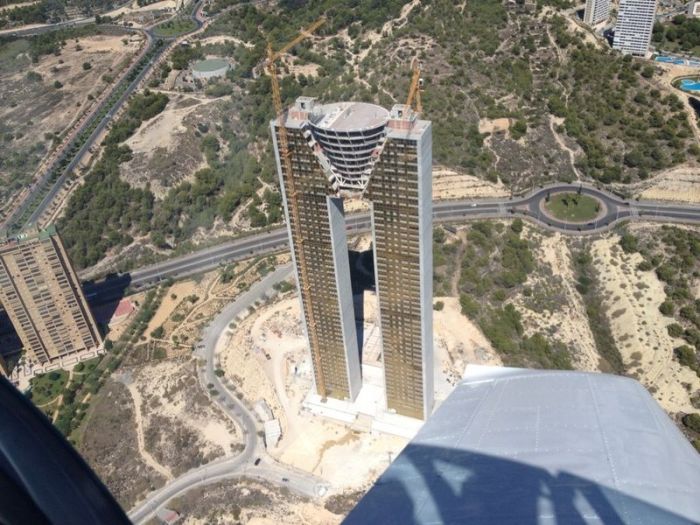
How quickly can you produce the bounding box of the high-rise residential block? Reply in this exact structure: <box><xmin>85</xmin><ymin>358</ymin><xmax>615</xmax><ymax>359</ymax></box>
<box><xmin>0</xmin><ymin>225</ymin><xmax>102</xmax><ymax>365</ymax></box>
<box><xmin>613</xmin><ymin>0</ymin><xmax>657</xmax><ymax>56</ymax></box>
<box><xmin>272</xmin><ymin>97</ymin><xmax>433</xmax><ymax>419</ymax></box>
<box><xmin>583</xmin><ymin>0</ymin><xmax>610</xmax><ymax>25</ymax></box>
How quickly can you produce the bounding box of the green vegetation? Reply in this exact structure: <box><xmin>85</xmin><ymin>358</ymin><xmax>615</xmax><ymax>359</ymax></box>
<box><xmin>28</xmin><ymin>370</ymin><xmax>68</xmax><ymax>407</ymax></box>
<box><xmin>683</xmin><ymin>413</ymin><xmax>700</xmax><ymax>433</ymax></box>
<box><xmin>437</xmin><ymin>221</ymin><xmax>572</xmax><ymax>370</ymax></box>
<box><xmin>547</xmin><ymin>16</ymin><xmax>694</xmax><ymax>183</ymax></box>
<box><xmin>573</xmin><ymin>248</ymin><xmax>624</xmax><ymax>373</ymax></box>
<box><xmin>36</xmin><ymin>287</ymin><xmax>167</xmax><ymax>442</ymax></box>
<box><xmin>152</xmin><ymin>17</ymin><xmax>197</xmax><ymax>38</ymax></box>
<box><xmin>544</xmin><ymin>192</ymin><xmax>600</xmax><ymax>222</ymax></box>
<box><xmin>7</xmin><ymin>37</ymin><xmax>166</xmax><ymax>234</ymax></box>
<box><xmin>653</xmin><ymin>16</ymin><xmax>700</xmax><ymax>54</ymax></box>
<box><xmin>58</xmin><ymin>90</ymin><xmax>167</xmax><ymax>268</ymax></box>
<box><xmin>618</xmin><ymin>227</ymin><xmax>700</xmax><ymax>378</ymax></box>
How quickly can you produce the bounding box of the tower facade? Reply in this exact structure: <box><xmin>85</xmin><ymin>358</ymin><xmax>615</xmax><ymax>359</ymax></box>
<box><xmin>272</xmin><ymin>98</ymin><xmax>433</xmax><ymax>419</ymax></box>
<box><xmin>613</xmin><ymin>0</ymin><xmax>657</xmax><ymax>56</ymax></box>
<box><xmin>0</xmin><ymin>225</ymin><xmax>102</xmax><ymax>365</ymax></box>
<box><xmin>583</xmin><ymin>0</ymin><xmax>609</xmax><ymax>26</ymax></box>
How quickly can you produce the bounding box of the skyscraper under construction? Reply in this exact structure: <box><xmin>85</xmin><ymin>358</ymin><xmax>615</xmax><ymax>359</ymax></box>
<box><xmin>0</xmin><ymin>225</ymin><xmax>102</xmax><ymax>365</ymax></box>
<box><xmin>272</xmin><ymin>97</ymin><xmax>433</xmax><ymax>420</ymax></box>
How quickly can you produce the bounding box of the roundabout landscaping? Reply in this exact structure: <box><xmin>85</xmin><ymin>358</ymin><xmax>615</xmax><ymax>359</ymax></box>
<box><xmin>543</xmin><ymin>191</ymin><xmax>603</xmax><ymax>223</ymax></box>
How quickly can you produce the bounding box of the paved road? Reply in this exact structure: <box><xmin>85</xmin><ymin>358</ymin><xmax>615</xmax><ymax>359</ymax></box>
<box><xmin>84</xmin><ymin>183</ymin><xmax>700</xmax><ymax>304</ymax></box>
<box><xmin>2</xmin><ymin>3</ymin><xmax>206</xmax><ymax>232</ymax></box>
<box><xmin>128</xmin><ymin>264</ymin><xmax>327</xmax><ymax>524</ymax></box>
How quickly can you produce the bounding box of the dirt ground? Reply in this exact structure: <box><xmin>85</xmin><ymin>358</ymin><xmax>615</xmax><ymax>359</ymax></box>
<box><xmin>432</xmin><ymin>166</ymin><xmax>509</xmax><ymax>200</ymax></box>
<box><xmin>163</xmin><ymin>478</ymin><xmax>341</xmax><ymax>525</ymax></box>
<box><xmin>631</xmin><ymin>165</ymin><xmax>700</xmax><ymax>204</ymax></box>
<box><xmin>478</xmin><ymin>117</ymin><xmax>511</xmax><ymax>134</ymax></box>
<box><xmin>120</xmin><ymin>357</ymin><xmax>242</xmax><ymax>479</ymax></box>
<box><xmin>80</xmin><ymin>379</ymin><xmax>166</xmax><ymax>510</ymax></box>
<box><xmin>433</xmin><ymin>296</ymin><xmax>502</xmax><ymax>388</ymax></box>
<box><xmin>591</xmin><ymin>231</ymin><xmax>700</xmax><ymax>414</ymax></box>
<box><xmin>516</xmin><ymin>229</ymin><xmax>601</xmax><ymax>371</ymax></box>
<box><xmin>0</xmin><ymin>33</ymin><xmax>143</xmax><ymax>199</ymax></box>
<box><xmin>120</xmin><ymin>93</ymin><xmax>222</xmax><ymax>198</ymax></box>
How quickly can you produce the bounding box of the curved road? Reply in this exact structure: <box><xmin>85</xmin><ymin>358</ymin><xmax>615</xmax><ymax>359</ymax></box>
<box><xmin>113</xmin><ymin>182</ymin><xmax>700</xmax><ymax>519</ymax></box>
<box><xmin>84</xmin><ymin>182</ymin><xmax>700</xmax><ymax>302</ymax></box>
<box><xmin>3</xmin><ymin>1</ymin><xmax>206</xmax><ymax>232</ymax></box>
<box><xmin>128</xmin><ymin>264</ymin><xmax>327</xmax><ymax>524</ymax></box>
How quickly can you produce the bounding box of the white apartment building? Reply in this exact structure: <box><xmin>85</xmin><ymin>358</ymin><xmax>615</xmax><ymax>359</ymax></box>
<box><xmin>613</xmin><ymin>0</ymin><xmax>657</xmax><ymax>56</ymax></box>
<box><xmin>584</xmin><ymin>0</ymin><xmax>610</xmax><ymax>26</ymax></box>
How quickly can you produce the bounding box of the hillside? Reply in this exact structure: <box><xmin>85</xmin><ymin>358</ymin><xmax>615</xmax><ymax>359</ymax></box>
<box><xmin>55</xmin><ymin>0</ymin><xmax>700</xmax><ymax>272</ymax></box>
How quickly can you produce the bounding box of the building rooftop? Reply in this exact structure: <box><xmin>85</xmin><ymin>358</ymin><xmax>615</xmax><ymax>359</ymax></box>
<box><xmin>310</xmin><ymin>102</ymin><xmax>389</xmax><ymax>132</ymax></box>
<box><xmin>191</xmin><ymin>58</ymin><xmax>229</xmax><ymax>72</ymax></box>
<box><xmin>345</xmin><ymin>366</ymin><xmax>700</xmax><ymax>525</ymax></box>
<box><xmin>1</xmin><ymin>224</ymin><xmax>56</xmax><ymax>248</ymax></box>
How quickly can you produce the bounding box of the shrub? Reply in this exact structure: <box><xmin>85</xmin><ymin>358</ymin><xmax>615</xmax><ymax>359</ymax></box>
<box><xmin>668</xmin><ymin>323</ymin><xmax>684</xmax><ymax>338</ymax></box>
<box><xmin>459</xmin><ymin>294</ymin><xmax>479</xmax><ymax>317</ymax></box>
<box><xmin>82</xmin><ymin>62</ymin><xmax>91</xmax><ymax>70</ymax></box>
<box><xmin>659</xmin><ymin>300</ymin><xmax>675</xmax><ymax>316</ymax></box>
<box><xmin>674</xmin><ymin>345</ymin><xmax>698</xmax><ymax>368</ymax></box>
<box><xmin>510</xmin><ymin>218</ymin><xmax>523</xmax><ymax>234</ymax></box>
<box><xmin>433</xmin><ymin>301</ymin><xmax>444</xmax><ymax>311</ymax></box>
<box><xmin>53</xmin><ymin>80</ymin><xmax>63</xmax><ymax>89</ymax></box>
<box><xmin>682</xmin><ymin>413</ymin><xmax>700</xmax><ymax>433</ymax></box>
<box><xmin>214</xmin><ymin>369</ymin><xmax>225</xmax><ymax>377</ymax></box>
<box><xmin>619</xmin><ymin>233</ymin><xmax>638</xmax><ymax>253</ymax></box>
<box><xmin>150</xmin><ymin>326</ymin><xmax>165</xmax><ymax>339</ymax></box>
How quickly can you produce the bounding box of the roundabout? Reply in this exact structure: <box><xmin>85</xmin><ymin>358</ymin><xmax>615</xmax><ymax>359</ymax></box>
<box><xmin>542</xmin><ymin>191</ymin><xmax>604</xmax><ymax>223</ymax></box>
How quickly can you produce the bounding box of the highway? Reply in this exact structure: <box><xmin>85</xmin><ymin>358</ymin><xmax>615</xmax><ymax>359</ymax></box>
<box><xmin>84</xmin><ymin>183</ymin><xmax>700</xmax><ymax>304</ymax></box>
<box><xmin>2</xmin><ymin>2</ymin><xmax>206</xmax><ymax>232</ymax></box>
<box><xmin>128</xmin><ymin>264</ymin><xmax>326</xmax><ymax>524</ymax></box>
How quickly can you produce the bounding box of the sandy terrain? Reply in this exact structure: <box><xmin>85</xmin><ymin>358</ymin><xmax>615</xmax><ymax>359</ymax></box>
<box><xmin>0</xmin><ymin>32</ymin><xmax>143</xmax><ymax>197</ymax></box>
<box><xmin>103</xmin><ymin>0</ymin><xmax>176</xmax><ymax>19</ymax></box>
<box><xmin>144</xmin><ymin>278</ymin><xmax>199</xmax><ymax>337</ymax></box>
<box><xmin>126</xmin><ymin>357</ymin><xmax>242</xmax><ymax>476</ymax></box>
<box><xmin>516</xmin><ymin>231</ymin><xmax>600</xmax><ymax>371</ymax></box>
<box><xmin>169</xmin><ymin>478</ymin><xmax>342</xmax><ymax>525</ymax></box>
<box><xmin>433</xmin><ymin>296</ymin><xmax>501</xmax><ymax>387</ymax></box>
<box><xmin>433</xmin><ymin>166</ymin><xmax>509</xmax><ymax>200</ymax></box>
<box><xmin>632</xmin><ymin>165</ymin><xmax>700</xmax><ymax>204</ymax></box>
<box><xmin>0</xmin><ymin>0</ymin><xmax>39</xmax><ymax>14</ymax></box>
<box><xmin>478</xmin><ymin>117</ymin><xmax>511</xmax><ymax>134</ymax></box>
<box><xmin>120</xmin><ymin>93</ymin><xmax>222</xmax><ymax>197</ymax></box>
<box><xmin>197</xmin><ymin>35</ymin><xmax>254</xmax><ymax>48</ymax></box>
<box><xmin>591</xmin><ymin>233</ymin><xmax>700</xmax><ymax>414</ymax></box>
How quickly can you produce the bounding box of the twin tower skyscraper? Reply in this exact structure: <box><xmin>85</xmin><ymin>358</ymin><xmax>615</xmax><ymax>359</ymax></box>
<box><xmin>271</xmin><ymin>97</ymin><xmax>433</xmax><ymax>420</ymax></box>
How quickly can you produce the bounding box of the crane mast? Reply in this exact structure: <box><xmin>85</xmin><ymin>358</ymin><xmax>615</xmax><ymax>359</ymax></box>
<box><xmin>266</xmin><ymin>18</ymin><xmax>326</xmax><ymax>396</ymax></box>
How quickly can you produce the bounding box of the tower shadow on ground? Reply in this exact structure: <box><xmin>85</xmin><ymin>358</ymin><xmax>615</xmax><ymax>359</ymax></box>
<box><xmin>349</xmin><ymin>246</ymin><xmax>376</xmax><ymax>365</ymax></box>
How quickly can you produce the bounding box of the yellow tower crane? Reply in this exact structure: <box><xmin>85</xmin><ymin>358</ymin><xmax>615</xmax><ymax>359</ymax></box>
<box><xmin>405</xmin><ymin>57</ymin><xmax>423</xmax><ymax>115</ymax></box>
<box><xmin>265</xmin><ymin>17</ymin><xmax>327</xmax><ymax>396</ymax></box>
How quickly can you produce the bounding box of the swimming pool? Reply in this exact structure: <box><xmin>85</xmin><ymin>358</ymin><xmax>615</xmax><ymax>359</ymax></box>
<box><xmin>680</xmin><ymin>78</ymin><xmax>700</xmax><ymax>91</ymax></box>
<box><xmin>656</xmin><ymin>56</ymin><xmax>685</xmax><ymax>65</ymax></box>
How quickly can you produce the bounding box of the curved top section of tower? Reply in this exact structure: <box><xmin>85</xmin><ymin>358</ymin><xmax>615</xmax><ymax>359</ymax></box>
<box><xmin>290</xmin><ymin>99</ymin><xmax>390</xmax><ymax>192</ymax></box>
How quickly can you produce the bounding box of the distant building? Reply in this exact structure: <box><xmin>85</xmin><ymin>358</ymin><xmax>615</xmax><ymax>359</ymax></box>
<box><xmin>156</xmin><ymin>508</ymin><xmax>180</xmax><ymax>525</ymax></box>
<box><xmin>191</xmin><ymin>58</ymin><xmax>231</xmax><ymax>80</ymax></box>
<box><xmin>0</xmin><ymin>225</ymin><xmax>102</xmax><ymax>365</ymax></box>
<box><xmin>263</xmin><ymin>419</ymin><xmax>281</xmax><ymax>448</ymax></box>
<box><xmin>689</xmin><ymin>0</ymin><xmax>700</xmax><ymax>17</ymax></box>
<box><xmin>613</xmin><ymin>0</ymin><xmax>657</xmax><ymax>56</ymax></box>
<box><xmin>254</xmin><ymin>399</ymin><xmax>273</xmax><ymax>422</ymax></box>
<box><xmin>583</xmin><ymin>0</ymin><xmax>610</xmax><ymax>25</ymax></box>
